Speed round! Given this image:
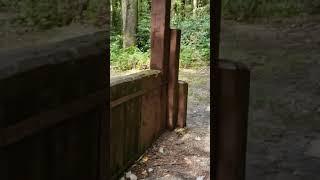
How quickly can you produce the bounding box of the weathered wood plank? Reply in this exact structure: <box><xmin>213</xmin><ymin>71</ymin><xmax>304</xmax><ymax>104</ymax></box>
<box><xmin>177</xmin><ymin>81</ymin><xmax>188</xmax><ymax>128</ymax></box>
<box><xmin>0</xmin><ymin>31</ymin><xmax>108</xmax><ymax>180</ymax></box>
<box><xmin>0</xmin><ymin>89</ymin><xmax>106</xmax><ymax>147</ymax></box>
<box><xmin>110</xmin><ymin>70</ymin><xmax>164</xmax><ymax>178</ymax></box>
<box><xmin>214</xmin><ymin>60</ymin><xmax>250</xmax><ymax>180</ymax></box>
<box><xmin>167</xmin><ymin>29</ymin><xmax>181</xmax><ymax>130</ymax></box>
<box><xmin>150</xmin><ymin>0</ymin><xmax>171</xmax><ymax>77</ymax></box>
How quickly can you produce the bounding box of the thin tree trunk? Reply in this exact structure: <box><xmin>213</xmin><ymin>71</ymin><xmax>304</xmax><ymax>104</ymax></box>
<box><xmin>171</xmin><ymin>0</ymin><xmax>176</xmax><ymax>19</ymax></box>
<box><xmin>122</xmin><ymin>0</ymin><xmax>138</xmax><ymax>48</ymax></box>
<box><xmin>193</xmin><ymin>0</ymin><xmax>198</xmax><ymax>15</ymax></box>
<box><xmin>110</xmin><ymin>0</ymin><xmax>113</xmax><ymax>26</ymax></box>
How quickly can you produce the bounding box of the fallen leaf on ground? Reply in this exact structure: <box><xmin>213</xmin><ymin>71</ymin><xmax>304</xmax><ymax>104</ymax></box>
<box><xmin>196</xmin><ymin>176</ymin><xmax>205</xmax><ymax>180</ymax></box>
<box><xmin>141</xmin><ymin>170</ymin><xmax>147</xmax><ymax>176</ymax></box>
<box><xmin>142</xmin><ymin>156</ymin><xmax>148</xmax><ymax>163</ymax></box>
<box><xmin>184</xmin><ymin>157</ymin><xmax>192</xmax><ymax>164</ymax></box>
<box><xmin>175</xmin><ymin>127</ymin><xmax>189</xmax><ymax>137</ymax></box>
<box><xmin>125</xmin><ymin>171</ymin><xmax>137</xmax><ymax>180</ymax></box>
<box><xmin>148</xmin><ymin>168</ymin><xmax>153</xmax><ymax>172</ymax></box>
<box><xmin>159</xmin><ymin>147</ymin><xmax>164</xmax><ymax>154</ymax></box>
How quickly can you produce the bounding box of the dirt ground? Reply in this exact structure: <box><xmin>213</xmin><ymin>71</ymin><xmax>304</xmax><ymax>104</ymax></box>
<box><xmin>221</xmin><ymin>15</ymin><xmax>320</xmax><ymax>180</ymax></box>
<box><xmin>2</xmin><ymin>10</ymin><xmax>320</xmax><ymax>179</ymax></box>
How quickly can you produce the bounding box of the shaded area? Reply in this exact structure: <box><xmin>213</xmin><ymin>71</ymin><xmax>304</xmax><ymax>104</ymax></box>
<box><xmin>220</xmin><ymin>15</ymin><xmax>320</xmax><ymax>180</ymax></box>
<box><xmin>0</xmin><ymin>22</ymin><xmax>103</xmax><ymax>51</ymax></box>
<box><xmin>0</xmin><ymin>2</ymin><xmax>106</xmax><ymax>51</ymax></box>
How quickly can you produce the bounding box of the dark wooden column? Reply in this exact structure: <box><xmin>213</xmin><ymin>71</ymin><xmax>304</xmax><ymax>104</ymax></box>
<box><xmin>150</xmin><ymin>0</ymin><xmax>171</xmax><ymax>78</ymax></box>
<box><xmin>211</xmin><ymin>0</ymin><xmax>222</xmax><ymax>179</ymax></box>
<box><xmin>150</xmin><ymin>0</ymin><xmax>171</xmax><ymax>131</ymax></box>
<box><xmin>167</xmin><ymin>29</ymin><xmax>181</xmax><ymax>130</ymax></box>
<box><xmin>211</xmin><ymin>2</ymin><xmax>250</xmax><ymax>179</ymax></box>
<box><xmin>214</xmin><ymin>60</ymin><xmax>250</xmax><ymax>180</ymax></box>
<box><xmin>177</xmin><ymin>80</ymin><xmax>188</xmax><ymax>128</ymax></box>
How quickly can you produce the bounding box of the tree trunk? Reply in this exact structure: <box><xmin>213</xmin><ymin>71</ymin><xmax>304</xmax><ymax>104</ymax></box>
<box><xmin>110</xmin><ymin>0</ymin><xmax>113</xmax><ymax>26</ymax></box>
<box><xmin>171</xmin><ymin>0</ymin><xmax>176</xmax><ymax>18</ymax></box>
<box><xmin>193</xmin><ymin>0</ymin><xmax>198</xmax><ymax>15</ymax></box>
<box><xmin>122</xmin><ymin>0</ymin><xmax>138</xmax><ymax>48</ymax></box>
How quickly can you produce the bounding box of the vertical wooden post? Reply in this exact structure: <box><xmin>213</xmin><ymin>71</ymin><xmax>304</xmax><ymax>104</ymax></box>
<box><xmin>101</xmin><ymin>1</ymin><xmax>110</xmax><ymax>178</ymax></box>
<box><xmin>150</xmin><ymin>0</ymin><xmax>171</xmax><ymax>78</ymax></box>
<box><xmin>214</xmin><ymin>60</ymin><xmax>250</xmax><ymax>180</ymax></box>
<box><xmin>177</xmin><ymin>81</ymin><xmax>188</xmax><ymax>128</ymax></box>
<box><xmin>0</xmin><ymin>105</ymin><xmax>8</xmax><ymax>180</ymax></box>
<box><xmin>150</xmin><ymin>0</ymin><xmax>171</xmax><ymax>131</ymax></box>
<box><xmin>99</xmin><ymin>103</ymin><xmax>109</xmax><ymax>180</ymax></box>
<box><xmin>211</xmin><ymin>0</ymin><xmax>223</xmax><ymax>179</ymax></box>
<box><xmin>167</xmin><ymin>29</ymin><xmax>181</xmax><ymax>130</ymax></box>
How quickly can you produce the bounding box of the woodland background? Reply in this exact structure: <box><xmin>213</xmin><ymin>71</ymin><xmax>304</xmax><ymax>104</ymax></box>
<box><xmin>1</xmin><ymin>0</ymin><xmax>320</xmax><ymax>70</ymax></box>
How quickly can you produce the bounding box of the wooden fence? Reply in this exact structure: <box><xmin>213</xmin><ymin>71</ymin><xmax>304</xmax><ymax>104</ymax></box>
<box><xmin>0</xmin><ymin>31</ymin><xmax>109</xmax><ymax>180</ymax></box>
<box><xmin>0</xmin><ymin>30</ymin><xmax>181</xmax><ymax>179</ymax></box>
<box><xmin>110</xmin><ymin>70</ymin><xmax>165</xmax><ymax>178</ymax></box>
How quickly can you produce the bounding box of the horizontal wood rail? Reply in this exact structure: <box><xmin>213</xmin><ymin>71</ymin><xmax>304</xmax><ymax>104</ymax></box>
<box><xmin>0</xmin><ymin>88</ymin><xmax>108</xmax><ymax>147</ymax></box>
<box><xmin>110</xmin><ymin>82</ymin><xmax>167</xmax><ymax>108</ymax></box>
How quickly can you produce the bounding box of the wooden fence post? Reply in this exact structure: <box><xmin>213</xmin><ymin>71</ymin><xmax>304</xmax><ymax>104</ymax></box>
<box><xmin>177</xmin><ymin>80</ymin><xmax>188</xmax><ymax>128</ymax></box>
<box><xmin>167</xmin><ymin>29</ymin><xmax>181</xmax><ymax>130</ymax></box>
<box><xmin>150</xmin><ymin>0</ymin><xmax>171</xmax><ymax>77</ymax></box>
<box><xmin>214</xmin><ymin>60</ymin><xmax>250</xmax><ymax>180</ymax></box>
<box><xmin>150</xmin><ymin>0</ymin><xmax>171</xmax><ymax>131</ymax></box>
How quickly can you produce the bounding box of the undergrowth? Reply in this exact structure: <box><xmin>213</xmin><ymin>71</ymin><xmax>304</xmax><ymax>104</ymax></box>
<box><xmin>111</xmin><ymin>5</ymin><xmax>210</xmax><ymax>71</ymax></box>
<box><xmin>222</xmin><ymin>0</ymin><xmax>320</xmax><ymax>21</ymax></box>
<box><xmin>111</xmin><ymin>0</ymin><xmax>320</xmax><ymax>71</ymax></box>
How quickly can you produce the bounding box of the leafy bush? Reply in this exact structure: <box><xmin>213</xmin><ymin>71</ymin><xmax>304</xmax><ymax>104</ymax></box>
<box><xmin>136</xmin><ymin>10</ymin><xmax>151</xmax><ymax>52</ymax></box>
<box><xmin>111</xmin><ymin>35</ymin><xmax>150</xmax><ymax>71</ymax></box>
<box><xmin>305</xmin><ymin>0</ymin><xmax>320</xmax><ymax>14</ymax></box>
<box><xmin>172</xmin><ymin>6</ymin><xmax>210</xmax><ymax>67</ymax></box>
<box><xmin>221</xmin><ymin>0</ymin><xmax>320</xmax><ymax>20</ymax></box>
<box><xmin>110</xmin><ymin>3</ymin><xmax>210</xmax><ymax>70</ymax></box>
<box><xmin>6</xmin><ymin>0</ymin><xmax>106</xmax><ymax>30</ymax></box>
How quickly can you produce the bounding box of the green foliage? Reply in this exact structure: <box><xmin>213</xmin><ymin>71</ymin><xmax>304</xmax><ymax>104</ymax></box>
<box><xmin>0</xmin><ymin>0</ymin><xmax>19</xmax><ymax>9</ymax></box>
<box><xmin>222</xmin><ymin>0</ymin><xmax>320</xmax><ymax>20</ymax></box>
<box><xmin>136</xmin><ymin>2</ymin><xmax>151</xmax><ymax>53</ymax></box>
<box><xmin>83</xmin><ymin>0</ymin><xmax>108</xmax><ymax>26</ymax></box>
<box><xmin>111</xmin><ymin>0</ymin><xmax>151</xmax><ymax>71</ymax></box>
<box><xmin>111</xmin><ymin>35</ymin><xmax>150</xmax><ymax>71</ymax></box>
<box><xmin>305</xmin><ymin>0</ymin><xmax>320</xmax><ymax>14</ymax></box>
<box><xmin>172</xmin><ymin>6</ymin><xmax>210</xmax><ymax>67</ymax></box>
<box><xmin>111</xmin><ymin>0</ymin><xmax>210</xmax><ymax>70</ymax></box>
<box><xmin>109</xmin><ymin>0</ymin><xmax>319</xmax><ymax>71</ymax></box>
<box><xmin>111</xmin><ymin>0</ymin><xmax>122</xmax><ymax>33</ymax></box>
<box><xmin>14</xmin><ymin>0</ymin><xmax>62</xmax><ymax>29</ymax></box>
<box><xmin>4</xmin><ymin>0</ymin><xmax>106</xmax><ymax>30</ymax></box>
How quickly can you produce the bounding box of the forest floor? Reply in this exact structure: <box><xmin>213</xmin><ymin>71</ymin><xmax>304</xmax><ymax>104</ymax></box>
<box><xmin>221</xmin><ymin>15</ymin><xmax>320</xmax><ymax>180</ymax></box>
<box><xmin>1</xmin><ymin>9</ymin><xmax>320</xmax><ymax>179</ymax></box>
